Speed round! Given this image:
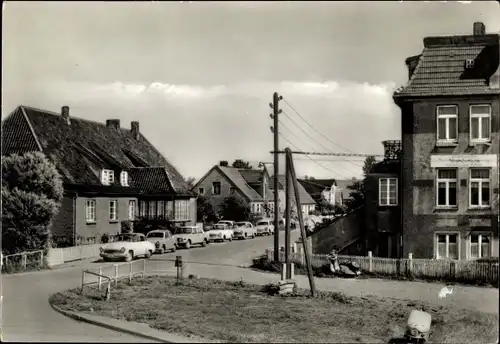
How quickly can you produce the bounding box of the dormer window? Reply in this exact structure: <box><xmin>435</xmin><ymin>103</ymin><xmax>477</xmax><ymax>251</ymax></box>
<box><xmin>120</xmin><ymin>171</ymin><xmax>129</xmax><ymax>186</ymax></box>
<box><xmin>101</xmin><ymin>169</ymin><xmax>114</xmax><ymax>185</ymax></box>
<box><xmin>465</xmin><ymin>59</ymin><xmax>474</xmax><ymax>69</ymax></box>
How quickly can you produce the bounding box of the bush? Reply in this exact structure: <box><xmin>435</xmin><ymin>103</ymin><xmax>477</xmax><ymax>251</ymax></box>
<box><xmin>121</xmin><ymin>220</ymin><xmax>133</xmax><ymax>233</ymax></box>
<box><xmin>101</xmin><ymin>233</ymin><xmax>110</xmax><ymax>244</ymax></box>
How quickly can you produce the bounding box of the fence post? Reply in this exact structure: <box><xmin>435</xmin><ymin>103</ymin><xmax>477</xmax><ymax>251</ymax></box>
<box><xmin>22</xmin><ymin>253</ymin><xmax>27</xmax><ymax>271</ymax></box>
<box><xmin>81</xmin><ymin>271</ymin><xmax>85</xmax><ymax>294</ymax></box>
<box><xmin>368</xmin><ymin>251</ymin><xmax>373</xmax><ymax>273</ymax></box>
<box><xmin>408</xmin><ymin>253</ymin><xmax>413</xmax><ymax>275</ymax></box>
<box><xmin>40</xmin><ymin>251</ymin><xmax>44</xmax><ymax>267</ymax></box>
<box><xmin>98</xmin><ymin>267</ymin><xmax>103</xmax><ymax>291</ymax></box>
<box><xmin>143</xmin><ymin>258</ymin><xmax>146</xmax><ymax>278</ymax></box>
<box><xmin>114</xmin><ymin>264</ymin><xmax>118</xmax><ymax>286</ymax></box>
<box><xmin>129</xmin><ymin>262</ymin><xmax>133</xmax><ymax>283</ymax></box>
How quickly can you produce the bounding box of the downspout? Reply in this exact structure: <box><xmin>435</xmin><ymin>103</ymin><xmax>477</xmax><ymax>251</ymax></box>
<box><xmin>73</xmin><ymin>191</ymin><xmax>78</xmax><ymax>246</ymax></box>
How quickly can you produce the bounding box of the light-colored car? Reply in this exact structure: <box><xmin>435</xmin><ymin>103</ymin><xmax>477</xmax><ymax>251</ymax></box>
<box><xmin>234</xmin><ymin>222</ymin><xmax>257</xmax><ymax>240</ymax></box>
<box><xmin>217</xmin><ymin>220</ymin><xmax>237</xmax><ymax>229</ymax></box>
<box><xmin>207</xmin><ymin>223</ymin><xmax>234</xmax><ymax>242</ymax></box>
<box><xmin>99</xmin><ymin>233</ymin><xmax>155</xmax><ymax>262</ymax></box>
<box><xmin>255</xmin><ymin>219</ymin><xmax>275</xmax><ymax>236</ymax></box>
<box><xmin>146</xmin><ymin>229</ymin><xmax>176</xmax><ymax>254</ymax></box>
<box><xmin>172</xmin><ymin>226</ymin><xmax>208</xmax><ymax>249</ymax></box>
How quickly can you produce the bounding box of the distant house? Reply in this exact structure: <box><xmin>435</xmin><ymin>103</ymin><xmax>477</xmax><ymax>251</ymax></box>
<box><xmin>1</xmin><ymin>105</ymin><xmax>196</xmax><ymax>245</ymax></box>
<box><xmin>193</xmin><ymin>165</ymin><xmax>274</xmax><ymax>217</ymax></box>
<box><xmin>297</xmin><ymin>178</ymin><xmax>336</xmax><ymax>209</ymax></box>
<box><xmin>334</xmin><ymin>179</ymin><xmax>357</xmax><ymax>206</ymax></box>
<box><xmin>269</xmin><ymin>175</ymin><xmax>316</xmax><ymax>217</ymax></box>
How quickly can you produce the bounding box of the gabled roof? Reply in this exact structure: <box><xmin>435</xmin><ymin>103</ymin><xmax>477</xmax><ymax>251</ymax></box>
<box><xmin>128</xmin><ymin>167</ymin><xmax>174</xmax><ymax>194</ymax></box>
<box><xmin>218</xmin><ymin>166</ymin><xmax>263</xmax><ymax>202</ymax></box>
<box><xmin>1</xmin><ymin>105</ymin><xmax>193</xmax><ymax>196</ymax></box>
<box><xmin>335</xmin><ymin>179</ymin><xmax>357</xmax><ymax>201</ymax></box>
<box><xmin>270</xmin><ymin>175</ymin><xmax>316</xmax><ymax>205</ymax></box>
<box><xmin>394</xmin><ymin>32</ymin><xmax>500</xmax><ymax>98</ymax></box>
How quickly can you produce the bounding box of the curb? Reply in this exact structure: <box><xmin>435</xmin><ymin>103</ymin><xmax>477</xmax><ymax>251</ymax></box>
<box><xmin>50</xmin><ymin>301</ymin><xmax>215</xmax><ymax>343</ymax></box>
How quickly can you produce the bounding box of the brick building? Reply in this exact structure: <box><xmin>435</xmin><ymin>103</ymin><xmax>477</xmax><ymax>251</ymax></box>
<box><xmin>2</xmin><ymin>105</ymin><xmax>196</xmax><ymax>245</ymax></box>
<box><xmin>393</xmin><ymin>22</ymin><xmax>499</xmax><ymax>260</ymax></box>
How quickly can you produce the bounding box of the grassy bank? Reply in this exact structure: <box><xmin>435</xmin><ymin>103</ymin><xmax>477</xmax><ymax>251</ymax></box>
<box><xmin>50</xmin><ymin>275</ymin><xmax>498</xmax><ymax>343</ymax></box>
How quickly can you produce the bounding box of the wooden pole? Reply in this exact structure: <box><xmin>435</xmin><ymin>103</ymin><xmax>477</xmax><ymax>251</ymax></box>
<box><xmin>285</xmin><ymin>152</ymin><xmax>291</xmax><ymax>279</ymax></box>
<box><xmin>286</xmin><ymin>148</ymin><xmax>316</xmax><ymax>296</ymax></box>
<box><xmin>272</xmin><ymin>92</ymin><xmax>282</xmax><ymax>262</ymax></box>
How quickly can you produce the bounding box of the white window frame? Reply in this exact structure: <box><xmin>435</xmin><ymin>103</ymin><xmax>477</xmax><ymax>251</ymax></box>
<box><xmin>465</xmin><ymin>59</ymin><xmax>474</xmax><ymax>69</ymax></box>
<box><xmin>467</xmin><ymin>232</ymin><xmax>492</xmax><ymax>260</ymax></box>
<box><xmin>436</xmin><ymin>105</ymin><xmax>458</xmax><ymax>145</ymax></box>
<box><xmin>435</xmin><ymin>232</ymin><xmax>460</xmax><ymax>260</ymax></box>
<box><xmin>469</xmin><ymin>168</ymin><xmax>491</xmax><ymax>208</ymax></box>
<box><xmin>157</xmin><ymin>200</ymin><xmax>165</xmax><ymax>217</ymax></box>
<box><xmin>469</xmin><ymin>104</ymin><xmax>491</xmax><ymax>143</ymax></box>
<box><xmin>109</xmin><ymin>200</ymin><xmax>118</xmax><ymax>221</ymax></box>
<box><xmin>101</xmin><ymin>169</ymin><xmax>115</xmax><ymax>185</ymax></box>
<box><xmin>85</xmin><ymin>199</ymin><xmax>96</xmax><ymax>223</ymax></box>
<box><xmin>120</xmin><ymin>171</ymin><xmax>129</xmax><ymax>186</ymax></box>
<box><xmin>139</xmin><ymin>201</ymin><xmax>147</xmax><ymax>217</ymax></box>
<box><xmin>436</xmin><ymin>169</ymin><xmax>458</xmax><ymax>208</ymax></box>
<box><xmin>174</xmin><ymin>200</ymin><xmax>190</xmax><ymax>220</ymax></box>
<box><xmin>128</xmin><ymin>200</ymin><xmax>136</xmax><ymax>220</ymax></box>
<box><xmin>148</xmin><ymin>201</ymin><xmax>156</xmax><ymax>218</ymax></box>
<box><xmin>212</xmin><ymin>182</ymin><xmax>221</xmax><ymax>195</ymax></box>
<box><xmin>198</xmin><ymin>187</ymin><xmax>205</xmax><ymax>195</ymax></box>
<box><xmin>378</xmin><ymin>178</ymin><xmax>398</xmax><ymax>206</ymax></box>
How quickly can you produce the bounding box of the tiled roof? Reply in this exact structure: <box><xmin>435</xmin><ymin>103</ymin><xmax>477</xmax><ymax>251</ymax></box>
<box><xmin>128</xmin><ymin>168</ymin><xmax>173</xmax><ymax>194</ymax></box>
<box><xmin>270</xmin><ymin>175</ymin><xmax>316</xmax><ymax>205</ymax></box>
<box><xmin>1</xmin><ymin>105</ymin><xmax>193</xmax><ymax>195</ymax></box>
<box><xmin>394</xmin><ymin>33</ymin><xmax>500</xmax><ymax>98</ymax></box>
<box><xmin>218</xmin><ymin>166</ymin><xmax>263</xmax><ymax>202</ymax></box>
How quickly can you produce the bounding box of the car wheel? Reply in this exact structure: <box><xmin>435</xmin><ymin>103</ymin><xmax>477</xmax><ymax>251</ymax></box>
<box><xmin>205</xmin><ymin>239</ymin><xmax>209</xmax><ymax>245</ymax></box>
<box><xmin>145</xmin><ymin>250</ymin><xmax>152</xmax><ymax>259</ymax></box>
<box><xmin>159</xmin><ymin>246</ymin><xmax>165</xmax><ymax>254</ymax></box>
<box><xmin>171</xmin><ymin>245</ymin><xmax>177</xmax><ymax>252</ymax></box>
<box><xmin>103</xmin><ymin>257</ymin><xmax>110</xmax><ymax>262</ymax></box>
<box><xmin>125</xmin><ymin>251</ymin><xmax>133</xmax><ymax>262</ymax></box>
<box><xmin>252</xmin><ymin>234</ymin><xmax>255</xmax><ymax>239</ymax></box>
<box><xmin>201</xmin><ymin>240</ymin><xmax>207</xmax><ymax>247</ymax></box>
<box><xmin>185</xmin><ymin>240</ymin><xmax>191</xmax><ymax>249</ymax></box>
<box><xmin>228</xmin><ymin>236</ymin><xmax>233</xmax><ymax>242</ymax></box>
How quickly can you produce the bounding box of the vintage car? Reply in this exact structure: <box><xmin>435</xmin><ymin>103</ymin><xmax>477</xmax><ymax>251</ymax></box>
<box><xmin>207</xmin><ymin>223</ymin><xmax>234</xmax><ymax>242</ymax></box>
<box><xmin>405</xmin><ymin>309</ymin><xmax>431</xmax><ymax>343</ymax></box>
<box><xmin>216</xmin><ymin>220</ymin><xmax>237</xmax><ymax>228</ymax></box>
<box><xmin>99</xmin><ymin>233</ymin><xmax>155</xmax><ymax>262</ymax></box>
<box><xmin>172</xmin><ymin>226</ymin><xmax>208</xmax><ymax>249</ymax></box>
<box><xmin>146</xmin><ymin>229</ymin><xmax>176</xmax><ymax>254</ymax></box>
<box><xmin>255</xmin><ymin>219</ymin><xmax>275</xmax><ymax>236</ymax></box>
<box><xmin>233</xmin><ymin>222</ymin><xmax>257</xmax><ymax>240</ymax></box>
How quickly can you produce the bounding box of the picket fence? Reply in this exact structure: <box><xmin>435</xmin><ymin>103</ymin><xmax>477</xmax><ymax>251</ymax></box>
<box><xmin>46</xmin><ymin>244</ymin><xmax>102</xmax><ymax>267</ymax></box>
<box><xmin>266</xmin><ymin>249</ymin><xmax>499</xmax><ymax>285</ymax></box>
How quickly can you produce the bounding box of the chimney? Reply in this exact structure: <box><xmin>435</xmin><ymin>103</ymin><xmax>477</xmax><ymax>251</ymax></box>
<box><xmin>131</xmin><ymin>121</ymin><xmax>140</xmax><ymax>140</ymax></box>
<box><xmin>106</xmin><ymin>119</ymin><xmax>120</xmax><ymax>130</ymax></box>
<box><xmin>473</xmin><ymin>22</ymin><xmax>485</xmax><ymax>36</ymax></box>
<box><xmin>61</xmin><ymin>106</ymin><xmax>70</xmax><ymax>125</ymax></box>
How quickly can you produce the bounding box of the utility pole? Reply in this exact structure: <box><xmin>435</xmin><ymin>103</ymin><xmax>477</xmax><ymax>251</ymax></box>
<box><xmin>270</xmin><ymin>92</ymin><xmax>282</xmax><ymax>262</ymax></box>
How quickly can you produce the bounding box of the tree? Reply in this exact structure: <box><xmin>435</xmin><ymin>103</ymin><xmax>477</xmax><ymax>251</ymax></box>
<box><xmin>197</xmin><ymin>195</ymin><xmax>218</xmax><ymax>223</ymax></box>
<box><xmin>185</xmin><ymin>176</ymin><xmax>196</xmax><ymax>189</ymax></box>
<box><xmin>219</xmin><ymin>160</ymin><xmax>229</xmax><ymax>167</ymax></box>
<box><xmin>362</xmin><ymin>156</ymin><xmax>377</xmax><ymax>176</ymax></box>
<box><xmin>232</xmin><ymin>159</ymin><xmax>253</xmax><ymax>169</ymax></box>
<box><xmin>219</xmin><ymin>194</ymin><xmax>250</xmax><ymax>221</ymax></box>
<box><xmin>2</xmin><ymin>152</ymin><xmax>64</xmax><ymax>254</ymax></box>
<box><xmin>318</xmin><ymin>195</ymin><xmax>335</xmax><ymax>214</ymax></box>
<box><xmin>345</xmin><ymin>156</ymin><xmax>377</xmax><ymax>211</ymax></box>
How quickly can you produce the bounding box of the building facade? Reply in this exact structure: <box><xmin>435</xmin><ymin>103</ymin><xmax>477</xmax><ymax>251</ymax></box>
<box><xmin>393</xmin><ymin>22</ymin><xmax>499</xmax><ymax>260</ymax></box>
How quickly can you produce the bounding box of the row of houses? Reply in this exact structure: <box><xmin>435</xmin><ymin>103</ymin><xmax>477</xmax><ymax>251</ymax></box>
<box><xmin>317</xmin><ymin>22</ymin><xmax>499</xmax><ymax>261</ymax></box>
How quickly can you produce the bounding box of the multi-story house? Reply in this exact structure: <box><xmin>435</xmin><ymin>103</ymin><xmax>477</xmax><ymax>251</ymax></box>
<box><xmin>2</xmin><ymin>105</ymin><xmax>196</xmax><ymax>245</ymax></box>
<box><xmin>298</xmin><ymin>178</ymin><xmax>337</xmax><ymax>210</ymax></box>
<box><xmin>393</xmin><ymin>22</ymin><xmax>499</xmax><ymax>260</ymax></box>
<box><xmin>193</xmin><ymin>164</ymin><xmax>275</xmax><ymax>217</ymax></box>
<box><xmin>270</xmin><ymin>175</ymin><xmax>316</xmax><ymax>218</ymax></box>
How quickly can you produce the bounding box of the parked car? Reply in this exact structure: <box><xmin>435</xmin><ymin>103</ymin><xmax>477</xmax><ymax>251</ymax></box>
<box><xmin>255</xmin><ymin>219</ymin><xmax>275</xmax><ymax>236</ymax></box>
<box><xmin>217</xmin><ymin>220</ymin><xmax>237</xmax><ymax>229</ymax></box>
<box><xmin>99</xmin><ymin>233</ymin><xmax>155</xmax><ymax>262</ymax></box>
<box><xmin>172</xmin><ymin>226</ymin><xmax>208</xmax><ymax>249</ymax></box>
<box><xmin>146</xmin><ymin>229</ymin><xmax>176</xmax><ymax>254</ymax></box>
<box><xmin>234</xmin><ymin>222</ymin><xmax>257</xmax><ymax>240</ymax></box>
<box><xmin>207</xmin><ymin>223</ymin><xmax>234</xmax><ymax>242</ymax></box>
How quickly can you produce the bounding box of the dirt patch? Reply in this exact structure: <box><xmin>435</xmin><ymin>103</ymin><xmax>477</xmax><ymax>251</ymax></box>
<box><xmin>50</xmin><ymin>276</ymin><xmax>499</xmax><ymax>343</ymax></box>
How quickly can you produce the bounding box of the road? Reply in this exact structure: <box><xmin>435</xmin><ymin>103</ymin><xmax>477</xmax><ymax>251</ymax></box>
<box><xmin>1</xmin><ymin>231</ymin><xmax>291</xmax><ymax>342</ymax></box>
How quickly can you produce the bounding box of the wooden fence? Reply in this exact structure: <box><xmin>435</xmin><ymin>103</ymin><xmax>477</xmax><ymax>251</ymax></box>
<box><xmin>1</xmin><ymin>250</ymin><xmax>45</xmax><ymax>273</ymax></box>
<box><xmin>266</xmin><ymin>249</ymin><xmax>499</xmax><ymax>285</ymax></box>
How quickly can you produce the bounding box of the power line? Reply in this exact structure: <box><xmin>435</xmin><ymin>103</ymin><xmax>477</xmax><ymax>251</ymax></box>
<box><xmin>271</xmin><ymin>150</ymin><xmax>383</xmax><ymax>158</ymax></box>
<box><xmin>278</xmin><ymin>120</ymin><xmax>320</xmax><ymax>152</ymax></box>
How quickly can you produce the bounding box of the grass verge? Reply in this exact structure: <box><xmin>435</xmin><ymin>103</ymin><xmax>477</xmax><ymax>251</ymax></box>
<box><xmin>50</xmin><ymin>275</ymin><xmax>498</xmax><ymax>344</ymax></box>
<box><xmin>251</xmin><ymin>257</ymin><xmax>499</xmax><ymax>288</ymax></box>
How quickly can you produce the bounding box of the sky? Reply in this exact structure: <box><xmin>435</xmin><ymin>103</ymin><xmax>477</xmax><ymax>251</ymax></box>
<box><xmin>3</xmin><ymin>1</ymin><xmax>500</xmax><ymax>181</ymax></box>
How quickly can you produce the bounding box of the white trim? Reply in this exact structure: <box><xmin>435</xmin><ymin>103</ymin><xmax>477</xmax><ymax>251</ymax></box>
<box><xmin>467</xmin><ymin>232</ymin><xmax>493</xmax><ymax>260</ymax></box>
<box><xmin>198</xmin><ymin>187</ymin><xmax>205</xmax><ymax>195</ymax></box>
<box><xmin>212</xmin><ymin>181</ymin><xmax>221</xmax><ymax>195</ymax></box>
<box><xmin>128</xmin><ymin>200</ymin><xmax>136</xmax><ymax>220</ymax></box>
<box><xmin>101</xmin><ymin>169</ymin><xmax>115</xmax><ymax>185</ymax></box>
<box><xmin>120</xmin><ymin>171</ymin><xmax>129</xmax><ymax>186</ymax></box>
<box><xmin>430</xmin><ymin>154</ymin><xmax>498</xmax><ymax>168</ymax></box>
<box><xmin>435</xmin><ymin>232</ymin><xmax>460</xmax><ymax>260</ymax></box>
<box><xmin>109</xmin><ymin>200</ymin><xmax>118</xmax><ymax>221</ymax></box>
<box><xmin>378</xmin><ymin>178</ymin><xmax>398</xmax><ymax>206</ymax></box>
<box><xmin>436</xmin><ymin>169</ymin><xmax>458</xmax><ymax>208</ymax></box>
<box><xmin>436</xmin><ymin>105</ymin><xmax>458</xmax><ymax>144</ymax></box>
<box><xmin>468</xmin><ymin>168</ymin><xmax>491</xmax><ymax>208</ymax></box>
<box><xmin>85</xmin><ymin>199</ymin><xmax>96</xmax><ymax>223</ymax></box>
<box><xmin>469</xmin><ymin>104</ymin><xmax>492</xmax><ymax>144</ymax></box>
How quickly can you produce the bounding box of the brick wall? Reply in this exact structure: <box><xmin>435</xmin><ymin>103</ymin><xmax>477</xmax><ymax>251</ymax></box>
<box><xmin>51</xmin><ymin>195</ymin><xmax>75</xmax><ymax>240</ymax></box>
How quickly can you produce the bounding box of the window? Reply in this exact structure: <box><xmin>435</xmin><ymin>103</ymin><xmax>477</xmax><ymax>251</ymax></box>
<box><xmin>120</xmin><ymin>171</ymin><xmax>129</xmax><ymax>186</ymax></box>
<box><xmin>175</xmin><ymin>200</ymin><xmax>190</xmax><ymax>220</ymax></box>
<box><xmin>212</xmin><ymin>182</ymin><xmax>221</xmax><ymax>195</ymax></box>
<box><xmin>229</xmin><ymin>187</ymin><xmax>236</xmax><ymax>195</ymax></box>
<box><xmin>251</xmin><ymin>203</ymin><xmax>255</xmax><ymax>213</ymax></box>
<box><xmin>379</xmin><ymin>178</ymin><xmax>398</xmax><ymax>206</ymax></box>
<box><xmin>436</xmin><ymin>233</ymin><xmax>459</xmax><ymax>260</ymax></box>
<box><xmin>465</xmin><ymin>59</ymin><xmax>474</xmax><ymax>69</ymax></box>
<box><xmin>469</xmin><ymin>169</ymin><xmax>490</xmax><ymax>207</ymax></box>
<box><xmin>128</xmin><ymin>200</ymin><xmax>136</xmax><ymax>220</ymax></box>
<box><xmin>198</xmin><ymin>187</ymin><xmax>205</xmax><ymax>195</ymax></box>
<box><xmin>166</xmin><ymin>201</ymin><xmax>174</xmax><ymax>218</ymax></box>
<box><xmin>148</xmin><ymin>201</ymin><xmax>157</xmax><ymax>218</ymax></box>
<box><xmin>109</xmin><ymin>200</ymin><xmax>117</xmax><ymax>221</ymax></box>
<box><xmin>470</xmin><ymin>105</ymin><xmax>491</xmax><ymax>142</ymax></box>
<box><xmin>85</xmin><ymin>200</ymin><xmax>96</xmax><ymax>223</ymax></box>
<box><xmin>101</xmin><ymin>169</ymin><xmax>115</xmax><ymax>185</ymax></box>
<box><xmin>157</xmin><ymin>200</ymin><xmax>165</xmax><ymax>217</ymax></box>
<box><xmin>436</xmin><ymin>105</ymin><xmax>458</xmax><ymax>143</ymax></box>
<box><xmin>469</xmin><ymin>233</ymin><xmax>491</xmax><ymax>259</ymax></box>
<box><xmin>436</xmin><ymin>169</ymin><xmax>457</xmax><ymax>207</ymax></box>
<box><xmin>139</xmin><ymin>201</ymin><xmax>147</xmax><ymax>217</ymax></box>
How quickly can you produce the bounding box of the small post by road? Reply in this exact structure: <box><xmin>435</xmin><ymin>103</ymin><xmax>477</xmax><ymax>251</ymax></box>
<box><xmin>285</xmin><ymin>152</ymin><xmax>292</xmax><ymax>279</ymax></box>
<box><xmin>286</xmin><ymin>147</ymin><xmax>316</xmax><ymax>296</ymax></box>
<box><xmin>175</xmin><ymin>255</ymin><xmax>184</xmax><ymax>283</ymax></box>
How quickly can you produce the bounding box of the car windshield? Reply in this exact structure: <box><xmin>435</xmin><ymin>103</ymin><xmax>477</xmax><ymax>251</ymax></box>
<box><xmin>116</xmin><ymin>234</ymin><xmax>140</xmax><ymax>242</ymax></box>
<box><xmin>257</xmin><ymin>221</ymin><xmax>268</xmax><ymax>226</ymax></box>
<box><xmin>213</xmin><ymin>225</ymin><xmax>225</xmax><ymax>229</ymax></box>
<box><xmin>174</xmin><ymin>227</ymin><xmax>193</xmax><ymax>234</ymax></box>
<box><xmin>235</xmin><ymin>223</ymin><xmax>246</xmax><ymax>227</ymax></box>
<box><xmin>146</xmin><ymin>232</ymin><xmax>164</xmax><ymax>238</ymax></box>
